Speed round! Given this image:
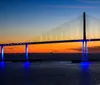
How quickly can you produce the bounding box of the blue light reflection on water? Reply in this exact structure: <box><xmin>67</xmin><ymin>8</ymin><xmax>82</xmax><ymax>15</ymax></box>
<box><xmin>80</xmin><ymin>62</ymin><xmax>90</xmax><ymax>85</ymax></box>
<box><xmin>80</xmin><ymin>62</ymin><xmax>90</xmax><ymax>71</ymax></box>
<box><xmin>0</xmin><ymin>61</ymin><xmax>5</xmax><ymax>69</ymax></box>
<box><xmin>24</xmin><ymin>61</ymin><xmax>30</xmax><ymax>81</ymax></box>
<box><xmin>24</xmin><ymin>61</ymin><xmax>30</xmax><ymax>69</ymax></box>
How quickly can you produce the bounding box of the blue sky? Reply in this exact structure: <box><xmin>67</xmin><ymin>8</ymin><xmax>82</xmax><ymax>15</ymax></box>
<box><xmin>0</xmin><ymin>0</ymin><xmax>100</xmax><ymax>43</ymax></box>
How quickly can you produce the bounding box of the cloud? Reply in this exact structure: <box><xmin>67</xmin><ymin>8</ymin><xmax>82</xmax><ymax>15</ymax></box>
<box><xmin>78</xmin><ymin>0</ymin><xmax>100</xmax><ymax>3</ymax></box>
<box><xmin>45</xmin><ymin>4</ymin><xmax>97</xmax><ymax>9</ymax></box>
<box><xmin>72</xmin><ymin>46</ymin><xmax>100</xmax><ymax>53</ymax></box>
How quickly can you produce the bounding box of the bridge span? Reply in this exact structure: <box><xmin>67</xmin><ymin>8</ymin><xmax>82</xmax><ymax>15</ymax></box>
<box><xmin>0</xmin><ymin>38</ymin><xmax>100</xmax><ymax>46</ymax></box>
<box><xmin>1</xmin><ymin>12</ymin><xmax>100</xmax><ymax>61</ymax></box>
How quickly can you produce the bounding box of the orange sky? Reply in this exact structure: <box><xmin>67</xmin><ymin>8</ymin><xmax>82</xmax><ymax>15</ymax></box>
<box><xmin>1</xmin><ymin>42</ymin><xmax>100</xmax><ymax>53</ymax></box>
<box><xmin>2</xmin><ymin>42</ymin><xmax>81</xmax><ymax>53</ymax></box>
<box><xmin>1</xmin><ymin>0</ymin><xmax>100</xmax><ymax>54</ymax></box>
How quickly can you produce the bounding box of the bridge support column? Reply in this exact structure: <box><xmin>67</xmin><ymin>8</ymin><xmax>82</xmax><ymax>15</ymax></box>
<box><xmin>1</xmin><ymin>46</ymin><xmax>4</xmax><ymax>61</ymax></box>
<box><xmin>82</xmin><ymin>41</ymin><xmax>88</xmax><ymax>61</ymax></box>
<box><xmin>85</xmin><ymin>41</ymin><xmax>88</xmax><ymax>60</ymax></box>
<box><xmin>25</xmin><ymin>44</ymin><xmax>28</xmax><ymax>61</ymax></box>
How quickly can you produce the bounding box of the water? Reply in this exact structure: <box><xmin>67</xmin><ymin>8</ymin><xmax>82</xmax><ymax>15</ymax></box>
<box><xmin>1</xmin><ymin>53</ymin><xmax>100</xmax><ymax>61</ymax></box>
<box><xmin>0</xmin><ymin>61</ymin><xmax>100</xmax><ymax>85</ymax></box>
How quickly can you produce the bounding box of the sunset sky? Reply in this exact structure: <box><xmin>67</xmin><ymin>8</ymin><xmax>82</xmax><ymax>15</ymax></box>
<box><xmin>0</xmin><ymin>0</ymin><xmax>100</xmax><ymax>53</ymax></box>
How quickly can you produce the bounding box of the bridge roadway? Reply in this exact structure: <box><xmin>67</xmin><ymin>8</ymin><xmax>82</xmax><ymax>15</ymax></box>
<box><xmin>0</xmin><ymin>38</ymin><xmax>100</xmax><ymax>46</ymax></box>
<box><xmin>0</xmin><ymin>38</ymin><xmax>100</xmax><ymax>61</ymax></box>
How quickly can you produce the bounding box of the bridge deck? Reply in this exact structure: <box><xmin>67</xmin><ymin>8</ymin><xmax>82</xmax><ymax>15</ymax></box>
<box><xmin>0</xmin><ymin>38</ymin><xmax>100</xmax><ymax>46</ymax></box>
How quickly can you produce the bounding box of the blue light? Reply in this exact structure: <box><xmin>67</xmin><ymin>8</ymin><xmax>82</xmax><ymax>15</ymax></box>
<box><xmin>24</xmin><ymin>61</ymin><xmax>30</xmax><ymax>69</ymax></box>
<box><xmin>82</xmin><ymin>41</ymin><xmax>85</xmax><ymax>61</ymax></box>
<box><xmin>81</xmin><ymin>62</ymin><xmax>90</xmax><ymax>66</ymax></box>
<box><xmin>82</xmin><ymin>41</ymin><xmax>88</xmax><ymax>61</ymax></box>
<box><xmin>26</xmin><ymin>44</ymin><xmax>28</xmax><ymax>61</ymax></box>
<box><xmin>80</xmin><ymin>62</ymin><xmax>90</xmax><ymax>71</ymax></box>
<box><xmin>85</xmin><ymin>41</ymin><xmax>88</xmax><ymax>60</ymax></box>
<box><xmin>0</xmin><ymin>61</ymin><xmax>5</xmax><ymax>69</ymax></box>
<box><xmin>1</xmin><ymin>46</ymin><xmax>4</xmax><ymax>61</ymax></box>
<box><xmin>80</xmin><ymin>62</ymin><xmax>90</xmax><ymax>85</ymax></box>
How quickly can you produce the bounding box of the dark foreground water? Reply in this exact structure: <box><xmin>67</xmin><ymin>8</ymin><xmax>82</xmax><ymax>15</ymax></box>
<box><xmin>1</xmin><ymin>53</ymin><xmax>100</xmax><ymax>61</ymax></box>
<box><xmin>0</xmin><ymin>61</ymin><xmax>100</xmax><ymax>85</ymax></box>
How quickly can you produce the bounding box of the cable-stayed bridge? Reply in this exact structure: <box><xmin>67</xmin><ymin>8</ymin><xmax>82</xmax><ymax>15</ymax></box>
<box><xmin>1</xmin><ymin>12</ymin><xmax>100</xmax><ymax>61</ymax></box>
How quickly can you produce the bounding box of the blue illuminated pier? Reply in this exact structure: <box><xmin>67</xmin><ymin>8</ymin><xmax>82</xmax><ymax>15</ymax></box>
<box><xmin>82</xmin><ymin>41</ymin><xmax>88</xmax><ymax>61</ymax></box>
<box><xmin>25</xmin><ymin>44</ymin><xmax>28</xmax><ymax>61</ymax></box>
<box><xmin>1</xmin><ymin>45</ymin><xmax>4</xmax><ymax>61</ymax></box>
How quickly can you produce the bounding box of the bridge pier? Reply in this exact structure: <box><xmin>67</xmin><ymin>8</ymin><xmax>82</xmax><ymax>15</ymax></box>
<box><xmin>25</xmin><ymin>44</ymin><xmax>28</xmax><ymax>61</ymax></box>
<box><xmin>82</xmin><ymin>41</ymin><xmax>88</xmax><ymax>61</ymax></box>
<box><xmin>1</xmin><ymin>45</ymin><xmax>4</xmax><ymax>61</ymax></box>
<box><xmin>85</xmin><ymin>41</ymin><xmax>88</xmax><ymax>59</ymax></box>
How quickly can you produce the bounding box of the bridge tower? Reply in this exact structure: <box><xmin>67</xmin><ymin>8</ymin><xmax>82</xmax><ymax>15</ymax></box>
<box><xmin>82</xmin><ymin>12</ymin><xmax>88</xmax><ymax>61</ymax></box>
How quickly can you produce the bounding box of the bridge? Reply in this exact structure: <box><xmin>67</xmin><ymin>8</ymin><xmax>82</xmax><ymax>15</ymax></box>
<box><xmin>1</xmin><ymin>12</ymin><xmax>100</xmax><ymax>61</ymax></box>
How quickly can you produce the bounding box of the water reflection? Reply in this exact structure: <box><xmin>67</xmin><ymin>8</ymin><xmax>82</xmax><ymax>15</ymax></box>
<box><xmin>80</xmin><ymin>62</ymin><xmax>90</xmax><ymax>85</ymax></box>
<box><xmin>0</xmin><ymin>61</ymin><xmax>5</xmax><ymax>69</ymax></box>
<box><xmin>24</xmin><ymin>61</ymin><xmax>30</xmax><ymax>69</ymax></box>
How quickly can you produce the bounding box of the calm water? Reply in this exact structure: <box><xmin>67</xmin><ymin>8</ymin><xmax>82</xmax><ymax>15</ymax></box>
<box><xmin>0</xmin><ymin>61</ymin><xmax>100</xmax><ymax>85</ymax></box>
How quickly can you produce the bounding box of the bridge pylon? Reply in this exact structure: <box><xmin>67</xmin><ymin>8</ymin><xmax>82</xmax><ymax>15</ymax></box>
<box><xmin>82</xmin><ymin>12</ymin><xmax>88</xmax><ymax>62</ymax></box>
